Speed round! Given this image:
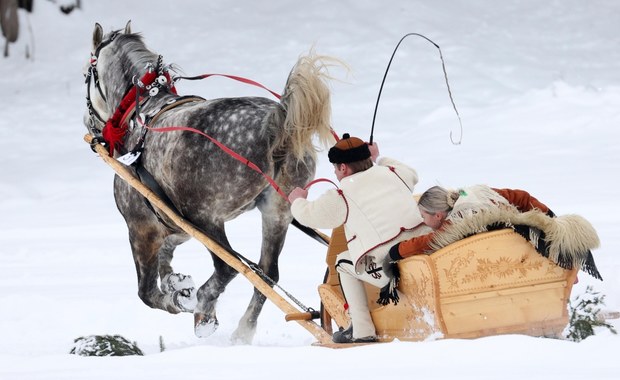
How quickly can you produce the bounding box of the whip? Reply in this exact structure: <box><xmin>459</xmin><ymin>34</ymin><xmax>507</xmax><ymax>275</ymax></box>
<box><xmin>369</xmin><ymin>33</ymin><xmax>463</xmax><ymax>145</ymax></box>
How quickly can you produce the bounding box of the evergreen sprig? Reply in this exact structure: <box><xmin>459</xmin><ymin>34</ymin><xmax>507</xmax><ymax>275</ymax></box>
<box><xmin>565</xmin><ymin>286</ymin><xmax>617</xmax><ymax>342</ymax></box>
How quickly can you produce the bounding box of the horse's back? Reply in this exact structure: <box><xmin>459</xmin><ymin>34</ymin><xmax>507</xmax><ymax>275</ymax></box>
<box><xmin>157</xmin><ymin>95</ymin><xmax>281</xmax><ymax>153</ymax></box>
<box><xmin>141</xmin><ymin>95</ymin><xmax>302</xmax><ymax>220</ymax></box>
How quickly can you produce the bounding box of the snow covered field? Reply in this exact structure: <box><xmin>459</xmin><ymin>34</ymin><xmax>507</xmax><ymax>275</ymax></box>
<box><xmin>1</xmin><ymin>1</ymin><xmax>618</xmax><ymax>379</ymax></box>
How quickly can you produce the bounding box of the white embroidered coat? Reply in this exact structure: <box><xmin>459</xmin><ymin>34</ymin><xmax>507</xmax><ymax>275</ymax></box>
<box><xmin>291</xmin><ymin>157</ymin><xmax>424</xmax><ymax>274</ymax></box>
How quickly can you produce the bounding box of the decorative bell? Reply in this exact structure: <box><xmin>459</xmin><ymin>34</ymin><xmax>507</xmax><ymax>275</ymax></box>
<box><xmin>157</xmin><ymin>75</ymin><xmax>168</xmax><ymax>85</ymax></box>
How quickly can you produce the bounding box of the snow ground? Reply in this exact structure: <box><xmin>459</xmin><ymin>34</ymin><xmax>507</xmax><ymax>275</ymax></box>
<box><xmin>0</xmin><ymin>1</ymin><xmax>618</xmax><ymax>379</ymax></box>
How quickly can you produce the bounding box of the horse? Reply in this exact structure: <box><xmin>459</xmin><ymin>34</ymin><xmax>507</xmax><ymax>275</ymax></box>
<box><xmin>83</xmin><ymin>21</ymin><xmax>337</xmax><ymax>343</ymax></box>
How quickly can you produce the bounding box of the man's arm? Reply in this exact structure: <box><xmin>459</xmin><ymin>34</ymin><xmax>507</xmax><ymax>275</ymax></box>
<box><xmin>290</xmin><ymin>189</ymin><xmax>348</xmax><ymax>230</ymax></box>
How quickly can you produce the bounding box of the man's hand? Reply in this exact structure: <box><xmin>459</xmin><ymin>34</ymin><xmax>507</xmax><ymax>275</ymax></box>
<box><xmin>381</xmin><ymin>243</ymin><xmax>403</xmax><ymax>278</ymax></box>
<box><xmin>381</xmin><ymin>254</ymin><xmax>397</xmax><ymax>278</ymax></box>
<box><xmin>288</xmin><ymin>187</ymin><xmax>308</xmax><ymax>203</ymax></box>
<box><xmin>367</xmin><ymin>142</ymin><xmax>380</xmax><ymax>163</ymax></box>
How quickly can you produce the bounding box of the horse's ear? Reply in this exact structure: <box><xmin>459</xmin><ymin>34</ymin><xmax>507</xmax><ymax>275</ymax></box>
<box><xmin>93</xmin><ymin>23</ymin><xmax>103</xmax><ymax>48</ymax></box>
<box><xmin>124</xmin><ymin>20</ymin><xmax>132</xmax><ymax>34</ymax></box>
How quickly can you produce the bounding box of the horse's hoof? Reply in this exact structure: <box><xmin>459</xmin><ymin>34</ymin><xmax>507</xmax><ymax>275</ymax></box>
<box><xmin>173</xmin><ymin>288</ymin><xmax>197</xmax><ymax>312</ymax></box>
<box><xmin>162</xmin><ymin>273</ymin><xmax>195</xmax><ymax>293</ymax></box>
<box><xmin>230</xmin><ymin>328</ymin><xmax>254</xmax><ymax>345</ymax></box>
<box><xmin>194</xmin><ymin>313</ymin><xmax>219</xmax><ymax>338</ymax></box>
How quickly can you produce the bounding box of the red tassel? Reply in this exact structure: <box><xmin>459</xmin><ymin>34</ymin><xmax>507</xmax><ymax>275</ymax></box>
<box><xmin>102</xmin><ymin>120</ymin><xmax>127</xmax><ymax>155</ymax></box>
<box><xmin>101</xmin><ymin>71</ymin><xmax>158</xmax><ymax>155</ymax></box>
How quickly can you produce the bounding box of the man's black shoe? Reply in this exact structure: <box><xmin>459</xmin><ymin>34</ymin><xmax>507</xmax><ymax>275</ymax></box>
<box><xmin>332</xmin><ymin>325</ymin><xmax>377</xmax><ymax>344</ymax></box>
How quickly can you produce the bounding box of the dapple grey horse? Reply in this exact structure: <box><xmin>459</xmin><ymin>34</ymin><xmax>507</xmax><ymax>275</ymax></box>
<box><xmin>84</xmin><ymin>22</ymin><xmax>336</xmax><ymax>343</ymax></box>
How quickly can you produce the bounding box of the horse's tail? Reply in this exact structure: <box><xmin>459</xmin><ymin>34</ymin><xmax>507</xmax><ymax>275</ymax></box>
<box><xmin>275</xmin><ymin>51</ymin><xmax>342</xmax><ymax>162</ymax></box>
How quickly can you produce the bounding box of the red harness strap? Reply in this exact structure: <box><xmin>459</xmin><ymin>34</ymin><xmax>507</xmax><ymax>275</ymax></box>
<box><xmin>302</xmin><ymin>177</ymin><xmax>338</xmax><ymax>190</ymax></box>
<box><xmin>176</xmin><ymin>73</ymin><xmax>341</xmax><ymax>142</ymax></box>
<box><xmin>179</xmin><ymin>73</ymin><xmax>282</xmax><ymax>100</ymax></box>
<box><xmin>143</xmin><ymin>125</ymin><xmax>290</xmax><ymax>201</ymax></box>
<box><xmin>303</xmin><ymin>178</ymin><xmax>350</xmax><ymax>223</ymax></box>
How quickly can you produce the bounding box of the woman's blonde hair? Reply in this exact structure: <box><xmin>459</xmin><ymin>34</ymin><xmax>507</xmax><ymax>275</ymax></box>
<box><xmin>418</xmin><ymin>185</ymin><xmax>459</xmax><ymax>214</ymax></box>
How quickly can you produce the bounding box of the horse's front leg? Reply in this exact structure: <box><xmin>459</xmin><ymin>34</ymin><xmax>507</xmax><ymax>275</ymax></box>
<box><xmin>158</xmin><ymin>233</ymin><xmax>197</xmax><ymax>312</ymax></box>
<box><xmin>115</xmin><ymin>177</ymin><xmax>195</xmax><ymax>314</ymax></box>
<box><xmin>231</xmin><ymin>211</ymin><xmax>290</xmax><ymax>344</ymax></box>
<box><xmin>193</xmin><ymin>225</ymin><xmax>239</xmax><ymax>338</ymax></box>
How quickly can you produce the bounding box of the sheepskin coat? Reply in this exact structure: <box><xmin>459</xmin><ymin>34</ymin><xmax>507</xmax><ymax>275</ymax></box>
<box><xmin>291</xmin><ymin>157</ymin><xmax>424</xmax><ymax>274</ymax></box>
<box><xmin>398</xmin><ymin>186</ymin><xmax>551</xmax><ymax>257</ymax></box>
<box><xmin>397</xmin><ymin>185</ymin><xmax>602</xmax><ymax>279</ymax></box>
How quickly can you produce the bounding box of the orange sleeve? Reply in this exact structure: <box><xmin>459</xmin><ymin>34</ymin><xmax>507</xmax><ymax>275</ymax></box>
<box><xmin>492</xmin><ymin>188</ymin><xmax>549</xmax><ymax>213</ymax></box>
<box><xmin>398</xmin><ymin>233</ymin><xmax>435</xmax><ymax>258</ymax></box>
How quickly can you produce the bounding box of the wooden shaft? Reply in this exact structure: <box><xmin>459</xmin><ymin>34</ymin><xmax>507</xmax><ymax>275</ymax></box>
<box><xmin>285</xmin><ymin>312</ymin><xmax>314</xmax><ymax>322</ymax></box>
<box><xmin>313</xmin><ymin>229</ymin><xmax>331</xmax><ymax>245</ymax></box>
<box><xmin>84</xmin><ymin>134</ymin><xmax>332</xmax><ymax>345</ymax></box>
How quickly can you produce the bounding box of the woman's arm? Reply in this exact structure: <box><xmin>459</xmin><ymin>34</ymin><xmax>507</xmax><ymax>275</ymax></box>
<box><xmin>493</xmin><ymin>188</ymin><xmax>550</xmax><ymax>213</ymax></box>
<box><xmin>389</xmin><ymin>232</ymin><xmax>435</xmax><ymax>260</ymax></box>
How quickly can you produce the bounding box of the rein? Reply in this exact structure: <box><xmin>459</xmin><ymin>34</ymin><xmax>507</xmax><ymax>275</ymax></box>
<box><xmin>172</xmin><ymin>74</ymin><xmax>341</xmax><ymax>143</ymax></box>
<box><xmin>303</xmin><ymin>178</ymin><xmax>350</xmax><ymax>223</ymax></box>
<box><xmin>136</xmin><ymin>123</ymin><xmax>290</xmax><ymax>201</ymax></box>
<box><xmin>174</xmin><ymin>73</ymin><xmax>282</xmax><ymax>100</ymax></box>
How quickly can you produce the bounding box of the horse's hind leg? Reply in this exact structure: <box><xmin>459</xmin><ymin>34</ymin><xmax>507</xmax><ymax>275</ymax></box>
<box><xmin>231</xmin><ymin>200</ymin><xmax>291</xmax><ymax>344</ymax></box>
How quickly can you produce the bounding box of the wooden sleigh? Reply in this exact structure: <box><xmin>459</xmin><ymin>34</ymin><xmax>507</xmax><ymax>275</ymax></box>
<box><xmin>319</xmin><ymin>225</ymin><xmax>578</xmax><ymax>342</ymax></box>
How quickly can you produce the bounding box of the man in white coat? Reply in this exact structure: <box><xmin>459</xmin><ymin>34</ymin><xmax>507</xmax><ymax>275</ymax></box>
<box><xmin>288</xmin><ymin>133</ymin><xmax>425</xmax><ymax>343</ymax></box>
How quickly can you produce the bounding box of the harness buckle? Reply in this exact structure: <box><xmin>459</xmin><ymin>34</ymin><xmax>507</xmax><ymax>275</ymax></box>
<box><xmin>89</xmin><ymin>135</ymin><xmax>107</xmax><ymax>153</ymax></box>
<box><xmin>132</xmin><ymin>75</ymin><xmax>145</xmax><ymax>89</ymax></box>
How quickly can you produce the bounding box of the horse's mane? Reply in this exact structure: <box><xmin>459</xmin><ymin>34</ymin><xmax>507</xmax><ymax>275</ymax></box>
<box><xmin>114</xmin><ymin>33</ymin><xmax>159</xmax><ymax>75</ymax></box>
<box><xmin>99</xmin><ymin>32</ymin><xmax>162</xmax><ymax>109</ymax></box>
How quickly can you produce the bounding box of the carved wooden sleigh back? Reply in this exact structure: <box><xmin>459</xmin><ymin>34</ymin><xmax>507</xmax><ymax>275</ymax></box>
<box><xmin>318</xmin><ymin>226</ymin><xmax>578</xmax><ymax>341</ymax></box>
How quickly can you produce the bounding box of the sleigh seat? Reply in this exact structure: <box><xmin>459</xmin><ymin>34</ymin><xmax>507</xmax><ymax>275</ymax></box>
<box><xmin>318</xmin><ymin>225</ymin><xmax>578</xmax><ymax>342</ymax></box>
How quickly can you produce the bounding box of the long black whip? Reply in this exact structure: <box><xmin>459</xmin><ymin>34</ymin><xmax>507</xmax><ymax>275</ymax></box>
<box><xmin>369</xmin><ymin>33</ymin><xmax>463</xmax><ymax>145</ymax></box>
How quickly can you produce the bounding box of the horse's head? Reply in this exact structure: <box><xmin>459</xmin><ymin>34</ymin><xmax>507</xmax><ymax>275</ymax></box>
<box><xmin>83</xmin><ymin>21</ymin><xmax>157</xmax><ymax>137</ymax></box>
